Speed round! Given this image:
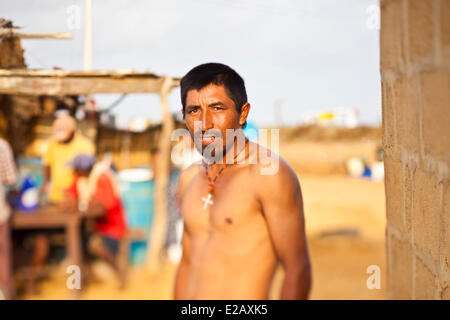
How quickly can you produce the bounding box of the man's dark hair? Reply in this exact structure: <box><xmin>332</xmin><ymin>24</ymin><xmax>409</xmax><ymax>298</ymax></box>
<box><xmin>180</xmin><ymin>63</ymin><xmax>248</xmax><ymax>126</ymax></box>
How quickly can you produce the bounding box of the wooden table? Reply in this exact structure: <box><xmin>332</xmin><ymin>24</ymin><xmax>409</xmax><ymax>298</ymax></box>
<box><xmin>11</xmin><ymin>203</ymin><xmax>105</xmax><ymax>298</ymax></box>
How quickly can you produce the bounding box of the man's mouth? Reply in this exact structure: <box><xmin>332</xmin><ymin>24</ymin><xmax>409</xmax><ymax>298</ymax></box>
<box><xmin>202</xmin><ymin>135</ymin><xmax>215</xmax><ymax>146</ymax></box>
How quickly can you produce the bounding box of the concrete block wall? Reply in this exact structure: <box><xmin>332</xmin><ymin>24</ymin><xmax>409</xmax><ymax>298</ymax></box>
<box><xmin>381</xmin><ymin>0</ymin><xmax>450</xmax><ymax>299</ymax></box>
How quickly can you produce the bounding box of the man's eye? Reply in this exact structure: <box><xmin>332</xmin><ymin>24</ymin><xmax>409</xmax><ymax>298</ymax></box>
<box><xmin>213</xmin><ymin>106</ymin><xmax>223</xmax><ymax>111</ymax></box>
<box><xmin>188</xmin><ymin>108</ymin><xmax>199</xmax><ymax>114</ymax></box>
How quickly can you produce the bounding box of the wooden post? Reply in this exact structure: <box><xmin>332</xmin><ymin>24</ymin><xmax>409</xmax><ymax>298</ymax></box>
<box><xmin>83</xmin><ymin>0</ymin><xmax>93</xmax><ymax>71</ymax></box>
<box><xmin>147</xmin><ymin>77</ymin><xmax>175</xmax><ymax>272</ymax></box>
<box><xmin>84</xmin><ymin>0</ymin><xmax>93</xmax><ymax>127</ymax></box>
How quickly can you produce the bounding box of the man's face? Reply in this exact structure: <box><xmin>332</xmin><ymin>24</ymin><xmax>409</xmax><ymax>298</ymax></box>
<box><xmin>184</xmin><ymin>84</ymin><xmax>248</xmax><ymax>157</ymax></box>
<box><xmin>52</xmin><ymin>116</ymin><xmax>76</xmax><ymax>143</ymax></box>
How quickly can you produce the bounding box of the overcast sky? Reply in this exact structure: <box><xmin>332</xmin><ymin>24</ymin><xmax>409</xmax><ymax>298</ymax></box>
<box><xmin>1</xmin><ymin>0</ymin><xmax>381</xmax><ymax>127</ymax></box>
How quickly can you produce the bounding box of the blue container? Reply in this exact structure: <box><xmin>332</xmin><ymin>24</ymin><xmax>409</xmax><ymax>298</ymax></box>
<box><xmin>17</xmin><ymin>157</ymin><xmax>44</xmax><ymax>191</ymax></box>
<box><xmin>18</xmin><ymin>175</ymin><xmax>39</xmax><ymax>211</ymax></box>
<box><xmin>118</xmin><ymin>168</ymin><xmax>155</xmax><ymax>265</ymax></box>
<box><xmin>8</xmin><ymin>157</ymin><xmax>44</xmax><ymax>210</ymax></box>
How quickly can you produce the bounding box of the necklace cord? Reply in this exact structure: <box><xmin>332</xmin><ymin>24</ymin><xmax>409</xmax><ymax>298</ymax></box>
<box><xmin>202</xmin><ymin>138</ymin><xmax>249</xmax><ymax>194</ymax></box>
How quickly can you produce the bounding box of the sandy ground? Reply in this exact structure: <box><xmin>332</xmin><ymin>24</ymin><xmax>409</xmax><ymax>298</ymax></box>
<box><xmin>21</xmin><ymin>139</ymin><xmax>387</xmax><ymax>300</ymax></box>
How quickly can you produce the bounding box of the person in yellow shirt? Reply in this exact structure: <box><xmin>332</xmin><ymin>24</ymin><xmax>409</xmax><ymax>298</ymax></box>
<box><xmin>9</xmin><ymin>113</ymin><xmax>95</xmax><ymax>293</ymax></box>
<box><xmin>42</xmin><ymin>113</ymin><xmax>95</xmax><ymax>204</ymax></box>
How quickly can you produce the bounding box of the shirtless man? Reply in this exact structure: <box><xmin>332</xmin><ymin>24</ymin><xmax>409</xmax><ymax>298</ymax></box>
<box><xmin>174</xmin><ymin>63</ymin><xmax>311</xmax><ymax>300</ymax></box>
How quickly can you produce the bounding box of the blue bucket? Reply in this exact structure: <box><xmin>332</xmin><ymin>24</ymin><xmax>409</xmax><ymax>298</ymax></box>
<box><xmin>118</xmin><ymin>168</ymin><xmax>154</xmax><ymax>265</ymax></box>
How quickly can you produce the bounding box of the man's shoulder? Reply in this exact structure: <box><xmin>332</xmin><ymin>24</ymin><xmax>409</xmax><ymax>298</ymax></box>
<box><xmin>249</xmin><ymin>142</ymin><xmax>295</xmax><ymax>180</ymax></box>
<box><xmin>180</xmin><ymin>162</ymin><xmax>201</xmax><ymax>182</ymax></box>
<box><xmin>248</xmin><ymin>145</ymin><xmax>303</xmax><ymax>213</ymax></box>
<box><xmin>247</xmin><ymin>144</ymin><xmax>300</xmax><ymax>201</ymax></box>
<box><xmin>178</xmin><ymin>162</ymin><xmax>202</xmax><ymax>196</ymax></box>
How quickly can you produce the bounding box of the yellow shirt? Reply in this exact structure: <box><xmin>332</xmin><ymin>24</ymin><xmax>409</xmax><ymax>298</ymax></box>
<box><xmin>43</xmin><ymin>133</ymin><xmax>95</xmax><ymax>203</ymax></box>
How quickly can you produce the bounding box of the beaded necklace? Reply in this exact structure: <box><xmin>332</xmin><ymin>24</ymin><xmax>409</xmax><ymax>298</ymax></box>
<box><xmin>201</xmin><ymin>138</ymin><xmax>249</xmax><ymax>210</ymax></box>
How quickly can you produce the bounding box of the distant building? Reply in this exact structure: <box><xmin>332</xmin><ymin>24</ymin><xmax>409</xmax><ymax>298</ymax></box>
<box><xmin>299</xmin><ymin>107</ymin><xmax>359</xmax><ymax>128</ymax></box>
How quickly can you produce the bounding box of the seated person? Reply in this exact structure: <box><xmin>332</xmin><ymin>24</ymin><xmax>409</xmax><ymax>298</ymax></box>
<box><xmin>43</xmin><ymin>111</ymin><xmax>95</xmax><ymax>204</ymax></box>
<box><xmin>64</xmin><ymin>154</ymin><xmax>127</xmax><ymax>286</ymax></box>
<box><xmin>13</xmin><ymin>112</ymin><xmax>95</xmax><ymax>293</ymax></box>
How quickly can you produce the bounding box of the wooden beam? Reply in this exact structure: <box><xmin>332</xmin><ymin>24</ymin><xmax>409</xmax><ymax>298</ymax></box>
<box><xmin>0</xmin><ymin>29</ymin><xmax>72</xmax><ymax>39</ymax></box>
<box><xmin>0</xmin><ymin>70</ymin><xmax>180</xmax><ymax>95</ymax></box>
<box><xmin>0</xmin><ymin>76</ymin><xmax>164</xmax><ymax>95</ymax></box>
<box><xmin>0</xmin><ymin>69</ymin><xmax>164</xmax><ymax>77</ymax></box>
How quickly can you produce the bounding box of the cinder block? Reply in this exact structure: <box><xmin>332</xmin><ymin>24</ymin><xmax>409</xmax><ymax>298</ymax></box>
<box><xmin>441</xmin><ymin>0</ymin><xmax>450</xmax><ymax>49</ymax></box>
<box><xmin>394</xmin><ymin>75</ymin><xmax>420</xmax><ymax>153</ymax></box>
<box><xmin>420</xmin><ymin>70</ymin><xmax>450</xmax><ymax>159</ymax></box>
<box><xmin>442</xmin><ymin>182</ymin><xmax>450</xmax><ymax>280</ymax></box>
<box><xmin>385</xmin><ymin>156</ymin><xmax>404</xmax><ymax>231</ymax></box>
<box><xmin>444</xmin><ymin>181</ymin><xmax>450</xmax><ymax>246</ymax></box>
<box><xmin>382</xmin><ymin>81</ymin><xmax>396</xmax><ymax>149</ymax></box>
<box><xmin>407</xmin><ymin>0</ymin><xmax>435</xmax><ymax>61</ymax></box>
<box><xmin>441</xmin><ymin>286</ymin><xmax>450</xmax><ymax>299</ymax></box>
<box><xmin>415</xmin><ymin>256</ymin><xmax>438</xmax><ymax>299</ymax></box>
<box><xmin>404</xmin><ymin>164</ymin><xmax>414</xmax><ymax>236</ymax></box>
<box><xmin>389</xmin><ymin>233</ymin><xmax>413</xmax><ymax>299</ymax></box>
<box><xmin>381</xmin><ymin>0</ymin><xmax>405</xmax><ymax>70</ymax></box>
<box><xmin>442</xmin><ymin>249</ymin><xmax>450</xmax><ymax>288</ymax></box>
<box><xmin>413</xmin><ymin>169</ymin><xmax>441</xmax><ymax>261</ymax></box>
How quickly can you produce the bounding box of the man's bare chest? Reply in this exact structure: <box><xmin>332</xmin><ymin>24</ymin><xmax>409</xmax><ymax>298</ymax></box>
<box><xmin>180</xmin><ymin>167</ymin><xmax>261</xmax><ymax>234</ymax></box>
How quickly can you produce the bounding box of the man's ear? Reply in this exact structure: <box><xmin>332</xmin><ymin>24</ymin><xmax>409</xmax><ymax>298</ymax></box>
<box><xmin>239</xmin><ymin>103</ymin><xmax>250</xmax><ymax>127</ymax></box>
<box><xmin>181</xmin><ymin>108</ymin><xmax>185</xmax><ymax>119</ymax></box>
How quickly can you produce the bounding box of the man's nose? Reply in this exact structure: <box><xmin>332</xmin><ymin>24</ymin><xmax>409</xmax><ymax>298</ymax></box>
<box><xmin>201</xmin><ymin>109</ymin><xmax>213</xmax><ymax>131</ymax></box>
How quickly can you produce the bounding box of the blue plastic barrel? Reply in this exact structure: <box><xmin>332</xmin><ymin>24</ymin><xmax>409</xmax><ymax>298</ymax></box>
<box><xmin>118</xmin><ymin>168</ymin><xmax>155</xmax><ymax>265</ymax></box>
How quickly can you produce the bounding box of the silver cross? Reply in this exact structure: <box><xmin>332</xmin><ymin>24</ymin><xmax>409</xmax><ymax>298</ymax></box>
<box><xmin>202</xmin><ymin>193</ymin><xmax>214</xmax><ymax>210</ymax></box>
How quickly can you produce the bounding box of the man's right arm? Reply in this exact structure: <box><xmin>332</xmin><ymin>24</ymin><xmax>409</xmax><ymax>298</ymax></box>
<box><xmin>173</xmin><ymin>164</ymin><xmax>198</xmax><ymax>300</ymax></box>
<box><xmin>174</xmin><ymin>229</ymin><xmax>190</xmax><ymax>299</ymax></box>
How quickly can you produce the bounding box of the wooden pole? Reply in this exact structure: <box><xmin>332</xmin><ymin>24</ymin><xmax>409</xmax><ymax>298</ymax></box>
<box><xmin>84</xmin><ymin>0</ymin><xmax>92</xmax><ymax>71</ymax></box>
<box><xmin>84</xmin><ymin>0</ymin><xmax>93</xmax><ymax>113</ymax></box>
<box><xmin>147</xmin><ymin>77</ymin><xmax>175</xmax><ymax>272</ymax></box>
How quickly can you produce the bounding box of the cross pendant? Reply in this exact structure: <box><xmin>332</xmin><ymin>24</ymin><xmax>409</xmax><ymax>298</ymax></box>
<box><xmin>202</xmin><ymin>193</ymin><xmax>214</xmax><ymax>210</ymax></box>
